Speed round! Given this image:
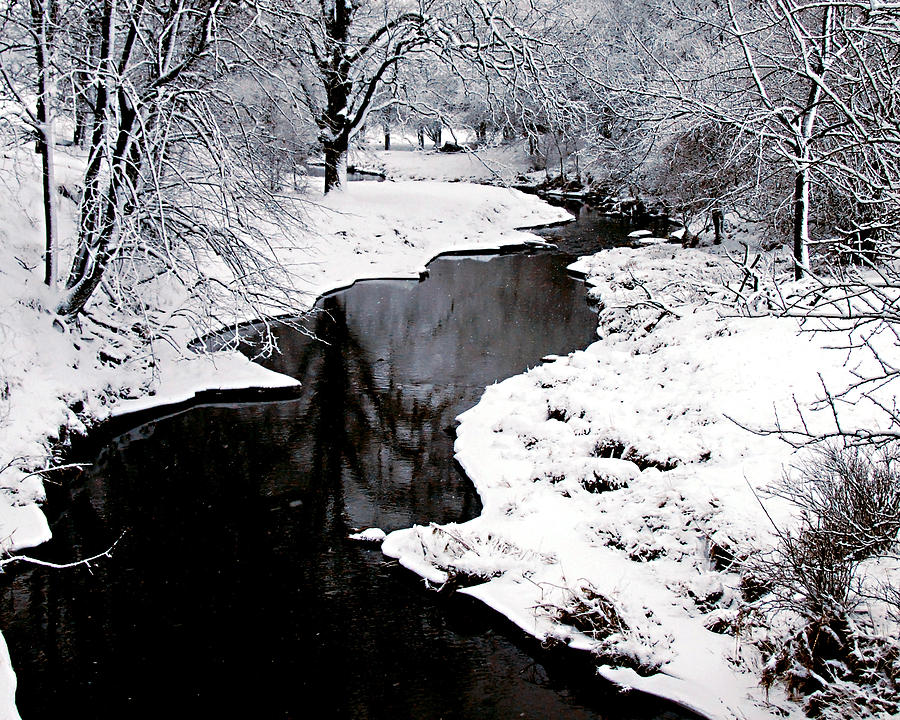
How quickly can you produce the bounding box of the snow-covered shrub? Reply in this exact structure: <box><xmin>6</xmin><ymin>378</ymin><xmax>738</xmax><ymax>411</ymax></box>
<box><xmin>545</xmin><ymin>582</ymin><xmax>670</xmax><ymax>674</ymax></box>
<box><xmin>802</xmin><ymin>631</ymin><xmax>899</xmax><ymax>720</ymax></box>
<box><xmin>410</xmin><ymin>523</ymin><xmax>556</xmax><ymax>589</ymax></box>
<box><xmin>748</xmin><ymin>442</ymin><xmax>900</xmax><ymax>715</ymax></box>
<box><xmin>591</xmin><ymin>438</ymin><xmax>680</xmax><ymax>472</ymax></box>
<box><xmin>752</xmin><ymin>442</ymin><xmax>900</xmax><ymax>613</ymax></box>
<box><xmin>791</xmin><ymin>443</ymin><xmax>900</xmax><ymax>560</ymax></box>
<box><xmin>759</xmin><ymin>622</ymin><xmax>899</xmax><ymax>718</ymax></box>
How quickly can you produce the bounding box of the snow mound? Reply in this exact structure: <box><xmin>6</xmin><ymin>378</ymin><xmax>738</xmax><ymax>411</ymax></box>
<box><xmin>633</xmin><ymin>236</ymin><xmax>670</xmax><ymax>246</ymax></box>
<box><xmin>348</xmin><ymin>528</ymin><xmax>387</xmax><ymax>543</ymax></box>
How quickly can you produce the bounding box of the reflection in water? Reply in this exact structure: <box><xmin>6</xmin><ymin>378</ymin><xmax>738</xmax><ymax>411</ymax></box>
<box><xmin>0</xmin><ymin>247</ymin><xmax>695</xmax><ymax>719</ymax></box>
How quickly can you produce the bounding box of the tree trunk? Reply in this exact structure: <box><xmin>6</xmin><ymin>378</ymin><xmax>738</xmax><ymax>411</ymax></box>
<box><xmin>60</xmin><ymin>73</ymin><xmax>144</xmax><ymax>317</ymax></box>
<box><xmin>37</xmin><ymin>115</ymin><xmax>58</xmax><ymax>289</ymax></box>
<box><xmin>57</xmin><ymin>226</ymin><xmax>120</xmax><ymax>316</ymax></box>
<box><xmin>324</xmin><ymin>137</ymin><xmax>348</xmax><ymax>193</ymax></box>
<box><xmin>68</xmin><ymin>0</ymin><xmax>113</xmax><ymax>290</ymax></box>
<box><xmin>31</xmin><ymin>0</ymin><xmax>58</xmax><ymax>288</ymax></box>
<box><xmin>417</xmin><ymin>127</ymin><xmax>424</xmax><ymax>150</ymax></box>
<box><xmin>58</xmin><ymin>114</ymin><xmax>144</xmax><ymax>317</ymax></box>
<box><xmin>318</xmin><ymin>0</ymin><xmax>353</xmax><ymax>194</ymax></box>
<box><xmin>712</xmin><ymin>207</ymin><xmax>724</xmax><ymax>245</ymax></box>
<box><xmin>73</xmin><ymin>66</ymin><xmax>92</xmax><ymax>148</ymax></box>
<box><xmin>384</xmin><ymin>130</ymin><xmax>390</xmax><ymax>150</ymax></box>
<box><xmin>793</xmin><ymin>165</ymin><xmax>811</xmax><ymax>279</ymax></box>
<box><xmin>790</xmin><ymin>5</ymin><xmax>833</xmax><ymax>280</ymax></box>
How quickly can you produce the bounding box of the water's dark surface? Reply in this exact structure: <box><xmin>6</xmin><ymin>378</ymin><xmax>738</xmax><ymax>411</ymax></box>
<box><xmin>305</xmin><ymin>164</ymin><xmax>385</xmax><ymax>181</ymax></box>
<box><xmin>536</xmin><ymin>200</ymin><xmax>671</xmax><ymax>256</ymax></box>
<box><xmin>0</xmin><ymin>211</ymin><xmax>692</xmax><ymax>719</ymax></box>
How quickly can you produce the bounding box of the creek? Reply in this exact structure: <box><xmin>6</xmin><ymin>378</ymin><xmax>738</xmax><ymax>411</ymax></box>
<box><xmin>0</xmin><ymin>208</ymin><xmax>694</xmax><ymax>719</ymax></box>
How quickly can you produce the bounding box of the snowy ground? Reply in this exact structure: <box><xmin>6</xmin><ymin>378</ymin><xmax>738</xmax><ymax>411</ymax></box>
<box><xmin>350</xmin><ymin>130</ymin><xmax>539</xmax><ymax>183</ymax></box>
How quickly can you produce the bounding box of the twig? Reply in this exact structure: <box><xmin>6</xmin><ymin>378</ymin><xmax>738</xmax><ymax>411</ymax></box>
<box><xmin>1</xmin><ymin>532</ymin><xmax>125</xmax><ymax>571</ymax></box>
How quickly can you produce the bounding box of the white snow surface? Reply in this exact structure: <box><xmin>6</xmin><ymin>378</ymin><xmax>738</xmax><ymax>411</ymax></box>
<box><xmin>382</xmin><ymin>241</ymin><xmax>900</xmax><ymax>720</ymax></box>
<box><xmin>634</xmin><ymin>235</ymin><xmax>672</xmax><ymax>246</ymax></box>
<box><xmin>348</xmin><ymin>527</ymin><xmax>387</xmax><ymax>543</ymax></box>
<box><xmin>351</xmin><ymin>134</ymin><xmax>536</xmax><ymax>184</ymax></box>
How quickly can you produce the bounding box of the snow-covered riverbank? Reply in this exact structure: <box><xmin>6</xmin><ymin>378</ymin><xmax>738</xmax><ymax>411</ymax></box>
<box><xmin>382</xmin><ymin>240</ymin><xmax>900</xmax><ymax>720</ymax></box>
<box><xmin>0</xmin><ymin>172</ymin><xmax>568</xmax><ymax>542</ymax></box>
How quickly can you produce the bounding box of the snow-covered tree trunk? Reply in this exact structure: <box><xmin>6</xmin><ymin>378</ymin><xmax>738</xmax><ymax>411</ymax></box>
<box><xmin>319</xmin><ymin>0</ymin><xmax>353</xmax><ymax>194</ymax></box>
<box><xmin>790</xmin><ymin>4</ymin><xmax>833</xmax><ymax>279</ymax></box>
<box><xmin>37</xmin><ymin>104</ymin><xmax>58</xmax><ymax>289</ymax></box>
<box><xmin>72</xmin><ymin>65</ymin><xmax>92</xmax><ymax>148</ymax></box>
<box><xmin>30</xmin><ymin>0</ymin><xmax>58</xmax><ymax>289</ymax></box>
<box><xmin>321</xmin><ymin>92</ymin><xmax>350</xmax><ymax>192</ymax></box>
<box><xmin>792</xmin><ymin>160</ymin><xmax>812</xmax><ymax>279</ymax></box>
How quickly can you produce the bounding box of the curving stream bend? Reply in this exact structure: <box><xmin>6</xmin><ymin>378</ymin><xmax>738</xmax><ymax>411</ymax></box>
<box><xmin>0</xmin><ymin>209</ymin><xmax>696</xmax><ymax>719</ymax></box>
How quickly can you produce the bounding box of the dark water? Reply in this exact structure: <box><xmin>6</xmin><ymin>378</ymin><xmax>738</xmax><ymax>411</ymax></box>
<box><xmin>305</xmin><ymin>164</ymin><xmax>385</xmax><ymax>181</ymax></box>
<box><xmin>535</xmin><ymin>200</ymin><xmax>670</xmax><ymax>256</ymax></box>
<box><xmin>0</xmin><ymin>212</ymin><xmax>693</xmax><ymax>719</ymax></box>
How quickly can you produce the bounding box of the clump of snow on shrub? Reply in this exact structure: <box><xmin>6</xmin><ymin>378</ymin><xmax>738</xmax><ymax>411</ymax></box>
<box><xmin>401</xmin><ymin>523</ymin><xmax>558</xmax><ymax>588</ymax></box>
<box><xmin>542</xmin><ymin>581</ymin><xmax>673</xmax><ymax>674</ymax></box>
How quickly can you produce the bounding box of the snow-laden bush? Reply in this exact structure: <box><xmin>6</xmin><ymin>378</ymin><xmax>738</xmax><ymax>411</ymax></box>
<box><xmin>747</xmin><ymin>442</ymin><xmax>900</xmax><ymax>716</ymax></box>
<box><xmin>754</xmin><ymin>443</ymin><xmax>900</xmax><ymax>616</ymax></box>
<box><xmin>788</xmin><ymin>443</ymin><xmax>900</xmax><ymax>561</ymax></box>
<box><xmin>408</xmin><ymin>523</ymin><xmax>557</xmax><ymax>588</ymax></box>
<box><xmin>543</xmin><ymin>581</ymin><xmax>672</xmax><ymax>674</ymax></box>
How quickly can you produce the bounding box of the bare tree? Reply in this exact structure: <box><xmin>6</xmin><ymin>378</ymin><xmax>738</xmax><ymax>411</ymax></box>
<box><xmin>0</xmin><ymin>0</ymin><xmax>321</xmax><ymax>354</ymax></box>
<box><xmin>258</xmin><ymin>0</ymin><xmax>581</xmax><ymax>193</ymax></box>
<box><xmin>56</xmin><ymin>0</ymin><xmax>232</xmax><ymax>317</ymax></box>
<box><xmin>257</xmin><ymin>0</ymin><xmax>447</xmax><ymax>192</ymax></box>
<box><xmin>592</xmin><ymin>0</ymin><xmax>868</xmax><ymax>275</ymax></box>
<box><xmin>0</xmin><ymin>0</ymin><xmax>62</xmax><ymax>288</ymax></box>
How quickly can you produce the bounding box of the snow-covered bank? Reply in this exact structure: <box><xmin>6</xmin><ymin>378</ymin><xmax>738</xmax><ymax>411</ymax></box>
<box><xmin>382</xmin><ymin>241</ymin><xmax>900</xmax><ymax>720</ymax></box>
<box><xmin>275</xmin><ymin>179</ymin><xmax>569</xmax><ymax>299</ymax></box>
<box><xmin>352</xmin><ymin>140</ymin><xmax>537</xmax><ymax>183</ymax></box>
<box><xmin>105</xmin><ymin>181</ymin><xmax>568</xmax><ymax>416</ymax></box>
